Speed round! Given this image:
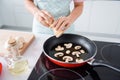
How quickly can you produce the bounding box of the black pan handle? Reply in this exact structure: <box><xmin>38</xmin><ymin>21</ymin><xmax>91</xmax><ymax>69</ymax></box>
<box><xmin>88</xmin><ymin>59</ymin><xmax>120</xmax><ymax>73</ymax></box>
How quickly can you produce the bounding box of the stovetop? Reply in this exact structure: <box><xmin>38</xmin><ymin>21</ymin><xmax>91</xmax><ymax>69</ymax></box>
<box><xmin>28</xmin><ymin>41</ymin><xmax>120</xmax><ymax>80</ymax></box>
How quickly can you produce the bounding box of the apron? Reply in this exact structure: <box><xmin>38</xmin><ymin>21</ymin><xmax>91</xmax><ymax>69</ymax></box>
<box><xmin>33</xmin><ymin>0</ymin><xmax>75</xmax><ymax>34</ymax></box>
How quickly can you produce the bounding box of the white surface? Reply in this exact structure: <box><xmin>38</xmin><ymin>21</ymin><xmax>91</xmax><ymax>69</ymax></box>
<box><xmin>0</xmin><ymin>1</ymin><xmax>120</xmax><ymax>36</ymax></box>
<box><xmin>0</xmin><ymin>33</ymin><xmax>51</xmax><ymax>80</ymax></box>
<box><xmin>89</xmin><ymin>1</ymin><xmax>120</xmax><ymax>35</ymax></box>
<box><xmin>70</xmin><ymin>1</ymin><xmax>120</xmax><ymax>35</ymax></box>
<box><xmin>74</xmin><ymin>1</ymin><xmax>92</xmax><ymax>32</ymax></box>
<box><xmin>0</xmin><ymin>32</ymin><xmax>120</xmax><ymax>80</ymax></box>
<box><xmin>0</xmin><ymin>0</ymin><xmax>33</xmax><ymax>27</ymax></box>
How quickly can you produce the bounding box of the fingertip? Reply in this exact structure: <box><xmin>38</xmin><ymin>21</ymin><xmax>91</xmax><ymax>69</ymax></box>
<box><xmin>49</xmin><ymin>24</ymin><xmax>53</xmax><ymax>28</ymax></box>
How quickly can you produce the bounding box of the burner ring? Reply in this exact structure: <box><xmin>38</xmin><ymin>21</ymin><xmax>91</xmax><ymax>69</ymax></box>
<box><xmin>38</xmin><ymin>68</ymin><xmax>85</xmax><ymax>80</ymax></box>
<box><xmin>101</xmin><ymin>44</ymin><xmax>120</xmax><ymax>66</ymax></box>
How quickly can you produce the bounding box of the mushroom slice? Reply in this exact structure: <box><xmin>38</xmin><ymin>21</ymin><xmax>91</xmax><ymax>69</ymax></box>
<box><xmin>8</xmin><ymin>37</ymin><xmax>16</xmax><ymax>44</ymax></box>
<box><xmin>76</xmin><ymin>58</ymin><xmax>84</xmax><ymax>63</ymax></box>
<box><xmin>54</xmin><ymin>52</ymin><xmax>64</xmax><ymax>57</ymax></box>
<box><xmin>64</xmin><ymin>43</ymin><xmax>72</xmax><ymax>49</ymax></box>
<box><xmin>16</xmin><ymin>37</ymin><xmax>25</xmax><ymax>44</ymax></box>
<box><xmin>74</xmin><ymin>46</ymin><xmax>81</xmax><ymax>50</ymax></box>
<box><xmin>18</xmin><ymin>43</ymin><xmax>24</xmax><ymax>50</ymax></box>
<box><xmin>15</xmin><ymin>37</ymin><xmax>25</xmax><ymax>50</ymax></box>
<box><xmin>72</xmin><ymin>51</ymin><xmax>81</xmax><ymax>57</ymax></box>
<box><xmin>66</xmin><ymin>50</ymin><xmax>71</xmax><ymax>54</ymax></box>
<box><xmin>63</xmin><ymin>56</ymin><xmax>73</xmax><ymax>63</ymax></box>
<box><xmin>4</xmin><ymin>37</ymin><xmax>16</xmax><ymax>51</ymax></box>
<box><xmin>55</xmin><ymin>45</ymin><xmax>64</xmax><ymax>51</ymax></box>
<box><xmin>80</xmin><ymin>49</ymin><xmax>85</xmax><ymax>54</ymax></box>
<box><xmin>8</xmin><ymin>37</ymin><xmax>16</xmax><ymax>46</ymax></box>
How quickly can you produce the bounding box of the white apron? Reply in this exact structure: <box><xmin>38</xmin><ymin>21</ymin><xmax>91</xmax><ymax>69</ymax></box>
<box><xmin>33</xmin><ymin>0</ymin><xmax>74</xmax><ymax>34</ymax></box>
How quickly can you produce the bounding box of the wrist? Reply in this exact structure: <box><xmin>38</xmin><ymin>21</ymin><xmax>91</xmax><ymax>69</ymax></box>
<box><xmin>32</xmin><ymin>7</ymin><xmax>40</xmax><ymax>16</ymax></box>
<box><xmin>67</xmin><ymin>15</ymin><xmax>75</xmax><ymax>23</ymax></box>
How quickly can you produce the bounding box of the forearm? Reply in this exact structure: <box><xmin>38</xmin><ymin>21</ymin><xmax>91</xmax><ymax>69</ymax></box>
<box><xmin>25</xmin><ymin>0</ymin><xmax>39</xmax><ymax>16</ymax></box>
<box><xmin>68</xmin><ymin>2</ymin><xmax>84</xmax><ymax>22</ymax></box>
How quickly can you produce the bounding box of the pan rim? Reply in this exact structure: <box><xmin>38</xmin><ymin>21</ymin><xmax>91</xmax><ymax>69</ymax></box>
<box><xmin>43</xmin><ymin>33</ymin><xmax>97</xmax><ymax>64</ymax></box>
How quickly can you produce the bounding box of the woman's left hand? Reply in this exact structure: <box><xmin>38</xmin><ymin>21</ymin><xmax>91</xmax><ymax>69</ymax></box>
<box><xmin>51</xmin><ymin>16</ymin><xmax>74</xmax><ymax>32</ymax></box>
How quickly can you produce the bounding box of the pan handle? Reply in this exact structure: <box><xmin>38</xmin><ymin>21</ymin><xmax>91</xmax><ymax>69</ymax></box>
<box><xmin>88</xmin><ymin>59</ymin><xmax>120</xmax><ymax>73</ymax></box>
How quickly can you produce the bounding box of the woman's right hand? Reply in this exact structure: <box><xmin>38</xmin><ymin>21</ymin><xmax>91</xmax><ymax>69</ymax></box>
<box><xmin>34</xmin><ymin>10</ymin><xmax>54</xmax><ymax>27</ymax></box>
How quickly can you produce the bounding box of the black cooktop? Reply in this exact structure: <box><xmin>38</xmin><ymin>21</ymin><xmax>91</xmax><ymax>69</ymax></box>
<box><xmin>28</xmin><ymin>41</ymin><xmax>120</xmax><ymax>80</ymax></box>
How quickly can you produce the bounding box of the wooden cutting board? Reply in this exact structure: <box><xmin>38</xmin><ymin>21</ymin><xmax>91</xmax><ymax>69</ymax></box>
<box><xmin>0</xmin><ymin>29</ymin><xmax>35</xmax><ymax>57</ymax></box>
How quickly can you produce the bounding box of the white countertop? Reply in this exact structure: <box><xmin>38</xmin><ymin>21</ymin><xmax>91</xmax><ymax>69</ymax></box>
<box><xmin>0</xmin><ymin>33</ymin><xmax>51</xmax><ymax>80</ymax></box>
<box><xmin>0</xmin><ymin>32</ymin><xmax>120</xmax><ymax>80</ymax></box>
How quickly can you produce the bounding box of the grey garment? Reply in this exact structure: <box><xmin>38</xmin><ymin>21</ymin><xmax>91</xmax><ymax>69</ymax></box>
<box><xmin>33</xmin><ymin>0</ymin><xmax>75</xmax><ymax>34</ymax></box>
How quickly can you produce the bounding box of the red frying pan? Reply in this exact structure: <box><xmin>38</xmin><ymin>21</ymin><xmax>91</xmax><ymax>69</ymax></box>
<box><xmin>43</xmin><ymin>34</ymin><xmax>97</xmax><ymax>67</ymax></box>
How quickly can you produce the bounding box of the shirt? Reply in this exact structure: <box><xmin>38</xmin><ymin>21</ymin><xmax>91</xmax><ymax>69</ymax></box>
<box><xmin>74</xmin><ymin>0</ymin><xmax>84</xmax><ymax>2</ymax></box>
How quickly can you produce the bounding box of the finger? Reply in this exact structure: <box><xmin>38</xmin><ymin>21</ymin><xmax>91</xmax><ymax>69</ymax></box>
<box><xmin>47</xmin><ymin>17</ymin><xmax>54</xmax><ymax>26</ymax></box>
<box><xmin>38</xmin><ymin>15</ymin><xmax>44</xmax><ymax>21</ymax></box>
<box><xmin>41</xmin><ymin>10</ymin><xmax>54</xmax><ymax>19</ymax></box>
<box><xmin>55</xmin><ymin>17</ymin><xmax>66</xmax><ymax>31</ymax></box>
<box><xmin>41</xmin><ymin>10</ymin><xmax>54</xmax><ymax>25</ymax></box>
<box><xmin>41</xmin><ymin>20</ymin><xmax>49</xmax><ymax>27</ymax></box>
<box><xmin>65</xmin><ymin>22</ymin><xmax>71</xmax><ymax>28</ymax></box>
<box><xmin>38</xmin><ymin>16</ymin><xmax>49</xmax><ymax>27</ymax></box>
<box><xmin>58</xmin><ymin>21</ymin><xmax>68</xmax><ymax>31</ymax></box>
<box><xmin>38</xmin><ymin>11</ymin><xmax>50</xmax><ymax>23</ymax></box>
<box><xmin>50</xmin><ymin>20</ymin><xmax>58</xmax><ymax>28</ymax></box>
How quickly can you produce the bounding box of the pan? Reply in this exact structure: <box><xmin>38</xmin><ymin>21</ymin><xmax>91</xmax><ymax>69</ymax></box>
<box><xmin>43</xmin><ymin>34</ymin><xmax>120</xmax><ymax>72</ymax></box>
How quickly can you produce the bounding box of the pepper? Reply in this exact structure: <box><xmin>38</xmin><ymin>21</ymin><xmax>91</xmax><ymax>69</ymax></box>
<box><xmin>0</xmin><ymin>62</ymin><xmax>2</xmax><ymax>74</ymax></box>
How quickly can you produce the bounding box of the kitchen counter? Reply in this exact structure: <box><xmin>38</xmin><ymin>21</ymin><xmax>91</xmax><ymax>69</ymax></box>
<box><xmin>0</xmin><ymin>31</ymin><xmax>120</xmax><ymax>80</ymax></box>
<box><xmin>0</xmin><ymin>33</ymin><xmax>51</xmax><ymax>80</ymax></box>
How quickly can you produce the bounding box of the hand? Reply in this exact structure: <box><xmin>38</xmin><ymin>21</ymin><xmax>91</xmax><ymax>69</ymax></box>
<box><xmin>34</xmin><ymin>10</ymin><xmax>54</xmax><ymax>27</ymax></box>
<box><xmin>50</xmin><ymin>16</ymin><xmax>74</xmax><ymax>32</ymax></box>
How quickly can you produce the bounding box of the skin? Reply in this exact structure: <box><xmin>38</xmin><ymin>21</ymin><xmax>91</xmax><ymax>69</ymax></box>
<box><xmin>25</xmin><ymin>0</ymin><xmax>83</xmax><ymax>32</ymax></box>
<box><xmin>25</xmin><ymin>0</ymin><xmax>54</xmax><ymax>27</ymax></box>
<box><xmin>51</xmin><ymin>2</ymin><xmax>83</xmax><ymax>32</ymax></box>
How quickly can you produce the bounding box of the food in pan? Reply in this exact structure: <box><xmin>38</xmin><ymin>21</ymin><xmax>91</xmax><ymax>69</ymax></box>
<box><xmin>64</xmin><ymin>43</ymin><xmax>73</xmax><ymax>49</ymax></box>
<box><xmin>80</xmin><ymin>49</ymin><xmax>85</xmax><ymax>54</ymax></box>
<box><xmin>54</xmin><ymin>43</ymin><xmax>87</xmax><ymax>63</ymax></box>
<box><xmin>54</xmin><ymin>52</ymin><xmax>64</xmax><ymax>57</ymax></box>
<box><xmin>62</xmin><ymin>56</ymin><xmax>73</xmax><ymax>62</ymax></box>
<box><xmin>76</xmin><ymin>58</ymin><xmax>84</xmax><ymax>63</ymax></box>
<box><xmin>72</xmin><ymin>51</ymin><xmax>81</xmax><ymax>57</ymax></box>
<box><xmin>74</xmin><ymin>46</ymin><xmax>81</xmax><ymax>50</ymax></box>
<box><xmin>66</xmin><ymin>50</ymin><xmax>71</xmax><ymax>54</ymax></box>
<box><xmin>55</xmin><ymin>45</ymin><xmax>64</xmax><ymax>51</ymax></box>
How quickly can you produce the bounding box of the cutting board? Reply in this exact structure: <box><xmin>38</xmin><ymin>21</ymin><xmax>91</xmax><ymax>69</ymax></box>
<box><xmin>0</xmin><ymin>29</ymin><xmax>35</xmax><ymax>57</ymax></box>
